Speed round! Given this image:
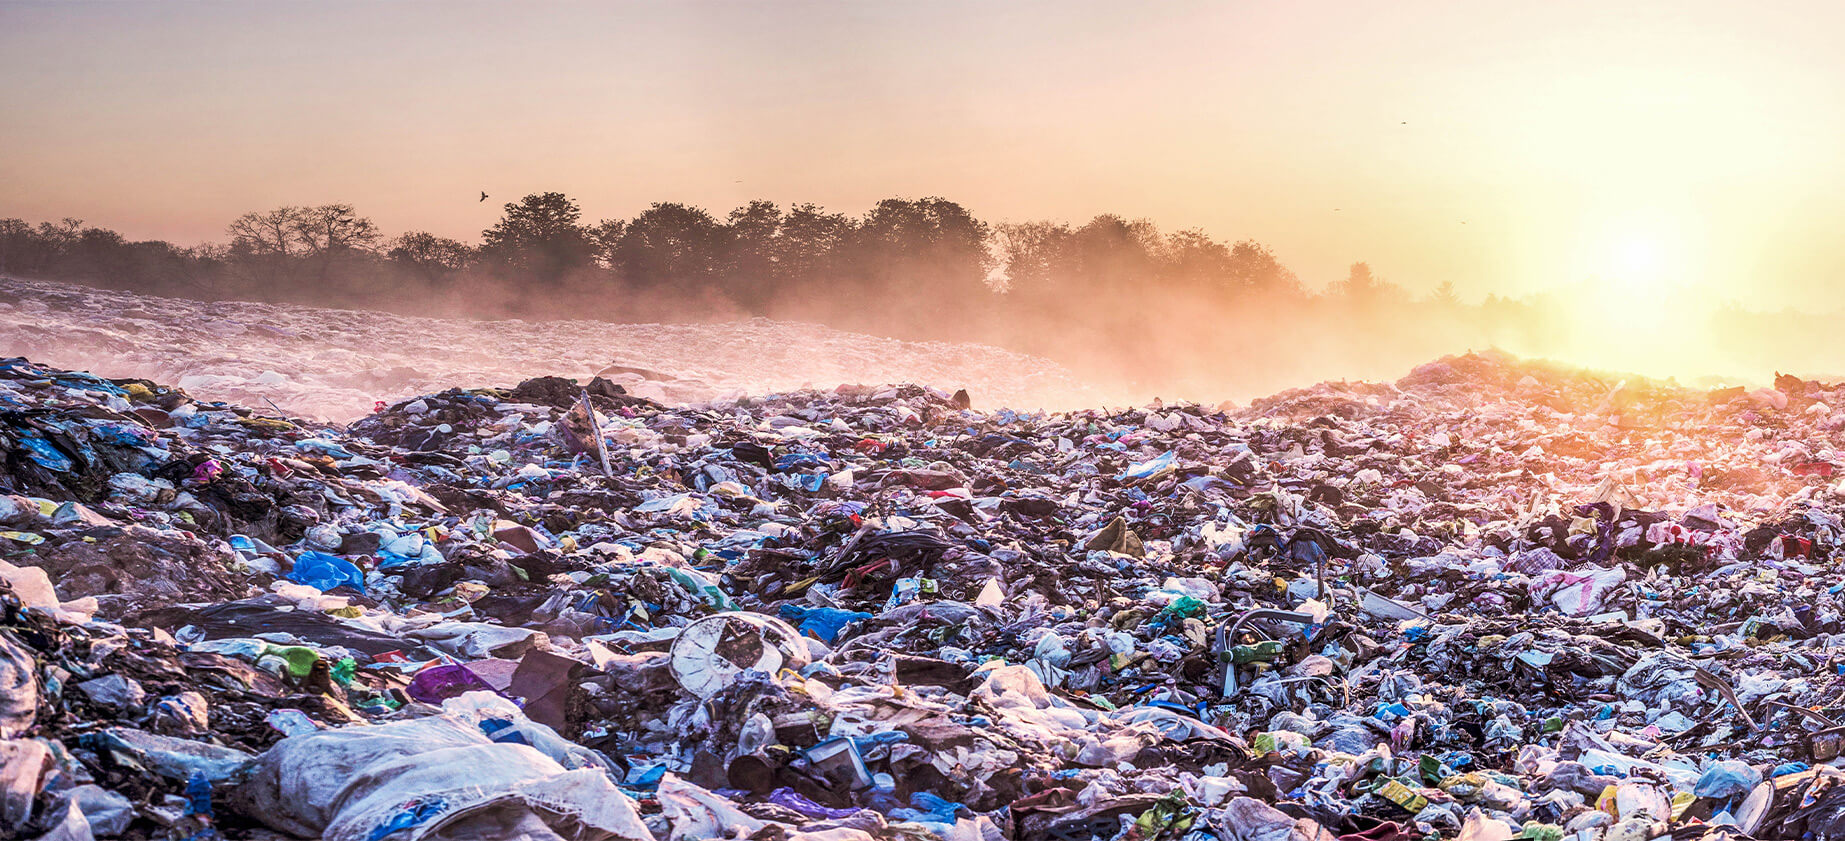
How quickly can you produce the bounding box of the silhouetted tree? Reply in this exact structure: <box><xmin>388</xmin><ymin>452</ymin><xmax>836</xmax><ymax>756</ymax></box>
<box><xmin>227</xmin><ymin>208</ymin><xmax>305</xmax><ymax>257</ymax></box>
<box><xmin>991</xmin><ymin>221</ymin><xmax>1073</xmax><ymax>295</ymax></box>
<box><xmin>1224</xmin><ymin>240</ymin><xmax>1300</xmax><ymax>295</ymax></box>
<box><xmin>0</xmin><ymin>219</ymin><xmax>33</xmax><ymax>275</ymax></box>
<box><xmin>1067</xmin><ymin>215</ymin><xmax>1159</xmax><ymax>297</ymax></box>
<box><xmin>480</xmin><ymin>192</ymin><xmax>594</xmax><ymax>283</ymax></box>
<box><xmin>36</xmin><ymin>218</ymin><xmax>84</xmax><ymax>259</ymax></box>
<box><xmin>387</xmin><ymin>231</ymin><xmax>473</xmax><ymax>287</ymax></box>
<box><xmin>227</xmin><ymin>207</ymin><xmax>309</xmax><ymax>292</ymax></box>
<box><xmin>291</xmin><ymin>204</ymin><xmax>380</xmax><ymax>286</ymax></box>
<box><xmin>847</xmin><ymin>197</ymin><xmax>991</xmax><ymax>317</ymax></box>
<box><xmin>778</xmin><ymin>203</ymin><xmax>853</xmax><ymax>286</ymax></box>
<box><xmin>587</xmin><ymin>219</ymin><xmax>626</xmax><ymax>270</ymax></box>
<box><xmin>1160</xmin><ymin>228</ymin><xmax>1234</xmax><ymax>291</ymax></box>
<box><xmin>610</xmin><ymin>202</ymin><xmax>731</xmax><ymax>293</ymax></box>
<box><xmin>724</xmin><ymin>200</ymin><xmax>784</xmax><ymax>310</ymax></box>
<box><xmin>64</xmin><ymin>227</ymin><xmax>131</xmax><ymax>285</ymax></box>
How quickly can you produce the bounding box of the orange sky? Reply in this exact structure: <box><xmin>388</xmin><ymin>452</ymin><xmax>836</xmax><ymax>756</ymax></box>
<box><xmin>4</xmin><ymin>1</ymin><xmax>1844</xmax><ymax>310</ymax></box>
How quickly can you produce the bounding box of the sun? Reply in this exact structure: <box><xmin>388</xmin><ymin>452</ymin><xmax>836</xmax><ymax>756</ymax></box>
<box><xmin>1548</xmin><ymin>214</ymin><xmax>1708</xmax><ymax>377</ymax></box>
<box><xmin>1589</xmin><ymin>212</ymin><xmax>1690</xmax><ymax>297</ymax></box>
<box><xmin>1615</xmin><ymin>237</ymin><xmax>1663</xmax><ymax>281</ymax></box>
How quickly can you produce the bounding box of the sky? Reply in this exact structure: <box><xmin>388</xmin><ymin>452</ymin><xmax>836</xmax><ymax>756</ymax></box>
<box><xmin>4</xmin><ymin>0</ymin><xmax>1845</xmax><ymax>309</ymax></box>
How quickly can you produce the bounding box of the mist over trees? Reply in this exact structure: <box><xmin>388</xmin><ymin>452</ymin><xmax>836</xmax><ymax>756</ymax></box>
<box><xmin>0</xmin><ymin>193</ymin><xmax>1640</xmax><ymax>398</ymax></box>
<box><xmin>0</xmin><ymin>194</ymin><xmax>1330</xmax><ymax>319</ymax></box>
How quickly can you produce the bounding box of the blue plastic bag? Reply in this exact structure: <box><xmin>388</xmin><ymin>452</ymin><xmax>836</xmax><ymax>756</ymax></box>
<box><xmin>888</xmin><ymin>791</ymin><xmax>966</xmax><ymax>824</ymax></box>
<box><xmin>374</xmin><ymin>548</ymin><xmax>417</xmax><ymax>570</ymax></box>
<box><xmin>183</xmin><ymin>771</ymin><xmax>213</xmax><ymax>817</ymax></box>
<box><xmin>1694</xmin><ymin>759</ymin><xmax>1761</xmax><ymax>800</ymax></box>
<box><xmin>19</xmin><ymin>435</ymin><xmax>74</xmax><ymax>472</ymax></box>
<box><xmin>779</xmin><ymin>604</ymin><xmax>872</xmax><ymax>644</ymax></box>
<box><xmin>287</xmin><ymin>551</ymin><xmax>366</xmax><ymax>593</ymax></box>
<box><xmin>775</xmin><ymin>452</ymin><xmax>831</xmax><ymax>472</ymax></box>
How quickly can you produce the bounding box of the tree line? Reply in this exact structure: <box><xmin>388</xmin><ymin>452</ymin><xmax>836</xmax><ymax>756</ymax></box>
<box><xmin>2</xmin><ymin>193</ymin><xmax>1511</xmax><ymax>398</ymax></box>
<box><xmin>0</xmin><ymin>192</ymin><xmax>1448</xmax><ymax>313</ymax></box>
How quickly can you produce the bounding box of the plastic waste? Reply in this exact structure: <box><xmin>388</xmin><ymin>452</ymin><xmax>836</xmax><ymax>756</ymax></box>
<box><xmin>668</xmin><ymin>612</ymin><xmax>810</xmax><ymax>698</ymax></box>
<box><xmin>286</xmin><ymin>550</ymin><xmax>366</xmax><ymax>594</ymax></box>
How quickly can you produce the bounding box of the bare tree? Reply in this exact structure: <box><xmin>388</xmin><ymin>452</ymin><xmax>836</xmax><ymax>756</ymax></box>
<box><xmin>293</xmin><ymin>204</ymin><xmax>380</xmax><ymax>255</ymax></box>
<box><xmin>292</xmin><ymin>204</ymin><xmax>380</xmax><ymax>283</ymax></box>
<box><xmin>226</xmin><ymin>207</ymin><xmax>306</xmax><ymax>257</ymax></box>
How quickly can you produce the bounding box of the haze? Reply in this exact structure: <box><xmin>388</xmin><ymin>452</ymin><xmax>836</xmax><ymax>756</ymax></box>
<box><xmin>6</xmin><ymin>0</ymin><xmax>1845</xmax><ymax>392</ymax></box>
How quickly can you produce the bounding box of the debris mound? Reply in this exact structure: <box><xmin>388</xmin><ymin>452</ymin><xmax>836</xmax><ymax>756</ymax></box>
<box><xmin>2</xmin><ymin>351</ymin><xmax>1843</xmax><ymax>841</ymax></box>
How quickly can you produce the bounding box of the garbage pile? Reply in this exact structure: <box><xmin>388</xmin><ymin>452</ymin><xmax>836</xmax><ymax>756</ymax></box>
<box><xmin>3</xmin><ymin>349</ymin><xmax>1845</xmax><ymax>841</ymax></box>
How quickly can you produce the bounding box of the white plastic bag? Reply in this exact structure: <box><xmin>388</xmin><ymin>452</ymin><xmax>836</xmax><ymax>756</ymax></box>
<box><xmin>232</xmin><ymin>715</ymin><xmax>648</xmax><ymax>841</ymax></box>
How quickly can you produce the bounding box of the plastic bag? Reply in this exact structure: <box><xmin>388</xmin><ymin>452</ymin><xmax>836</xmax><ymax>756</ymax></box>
<box><xmin>657</xmin><ymin>774</ymin><xmax>764</xmax><ymax>841</ymax></box>
<box><xmin>1695</xmin><ymin>759</ymin><xmax>1762</xmax><ymax>800</ymax></box>
<box><xmin>777</xmin><ymin>604</ymin><xmax>872</xmax><ymax>644</ymax></box>
<box><xmin>440</xmin><ymin>691</ymin><xmax>612</xmax><ymax>772</ymax></box>
<box><xmin>231</xmin><ymin>715</ymin><xmax>648</xmax><ymax>841</ymax></box>
<box><xmin>286</xmin><ymin>550</ymin><xmax>366</xmax><ymax>594</ymax></box>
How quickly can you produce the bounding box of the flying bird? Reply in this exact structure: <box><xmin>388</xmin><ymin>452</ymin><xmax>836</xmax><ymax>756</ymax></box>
<box><xmin>479</xmin><ymin>191</ymin><xmax>489</xmax><ymax>203</ymax></box>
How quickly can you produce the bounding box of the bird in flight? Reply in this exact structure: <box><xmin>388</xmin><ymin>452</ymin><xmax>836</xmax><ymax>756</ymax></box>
<box><xmin>479</xmin><ymin>191</ymin><xmax>489</xmax><ymax>203</ymax></box>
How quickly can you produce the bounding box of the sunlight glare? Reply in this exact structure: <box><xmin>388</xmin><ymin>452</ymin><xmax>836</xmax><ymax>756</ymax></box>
<box><xmin>1616</xmin><ymin>237</ymin><xmax>1662</xmax><ymax>282</ymax></box>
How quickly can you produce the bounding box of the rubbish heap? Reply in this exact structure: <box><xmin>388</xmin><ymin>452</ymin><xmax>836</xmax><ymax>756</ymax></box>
<box><xmin>2</xmin><ymin>350</ymin><xmax>1845</xmax><ymax>841</ymax></box>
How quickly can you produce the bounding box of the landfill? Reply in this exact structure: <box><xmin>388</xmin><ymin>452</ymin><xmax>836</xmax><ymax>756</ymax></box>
<box><xmin>4</xmin><ymin>349</ymin><xmax>1845</xmax><ymax>841</ymax></box>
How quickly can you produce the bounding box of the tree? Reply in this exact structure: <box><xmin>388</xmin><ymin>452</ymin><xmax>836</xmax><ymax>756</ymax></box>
<box><xmin>387</xmin><ymin>231</ymin><xmax>473</xmax><ymax>287</ymax></box>
<box><xmin>292</xmin><ymin>204</ymin><xmax>378</xmax><ymax>254</ymax></box>
<box><xmin>227</xmin><ymin>207</ymin><xmax>306</xmax><ymax>258</ymax></box>
<box><xmin>724</xmin><ymin>200</ymin><xmax>783</xmax><ymax>309</ymax></box>
<box><xmin>990</xmin><ymin>221</ymin><xmax>1073</xmax><ymax>296</ymax></box>
<box><xmin>1223</xmin><ymin>240</ymin><xmax>1299</xmax><ymax>296</ymax></box>
<box><xmin>610</xmin><ymin>202</ymin><xmax>731</xmax><ymax>293</ymax></box>
<box><xmin>778</xmin><ymin>203</ymin><xmax>853</xmax><ymax>284</ymax></box>
<box><xmin>65</xmin><ymin>227</ymin><xmax>131</xmax><ymax>285</ymax></box>
<box><xmin>849</xmin><ymin>197</ymin><xmax>992</xmax><ymax>303</ymax></box>
<box><xmin>1339</xmin><ymin>262</ymin><xmax>1375</xmax><ymax>295</ymax></box>
<box><xmin>36</xmin><ymin>218</ymin><xmax>84</xmax><ymax>256</ymax></box>
<box><xmin>172</xmin><ymin>242</ymin><xmax>232</xmax><ymax>297</ymax></box>
<box><xmin>1333</xmin><ymin>261</ymin><xmax>1405</xmax><ymax>305</ymax></box>
<box><xmin>480</xmin><ymin>192</ymin><xmax>594</xmax><ymax>283</ymax></box>
<box><xmin>587</xmin><ymin>219</ymin><xmax>626</xmax><ymax>270</ymax></box>
<box><xmin>292</xmin><ymin>204</ymin><xmax>380</xmax><ymax>283</ymax></box>
<box><xmin>1159</xmin><ymin>228</ymin><xmax>1233</xmax><ymax>291</ymax></box>
<box><xmin>1426</xmin><ymin>280</ymin><xmax>1461</xmax><ymax>307</ymax></box>
<box><xmin>226</xmin><ymin>207</ymin><xmax>309</xmax><ymax>291</ymax></box>
<box><xmin>0</xmin><ymin>218</ymin><xmax>42</xmax><ymax>275</ymax></box>
<box><xmin>1066</xmin><ymin>215</ymin><xmax>1159</xmax><ymax>297</ymax></box>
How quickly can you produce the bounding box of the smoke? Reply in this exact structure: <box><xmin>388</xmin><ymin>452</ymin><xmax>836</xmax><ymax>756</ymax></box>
<box><xmin>0</xmin><ymin>275</ymin><xmax>1092</xmax><ymax>420</ymax></box>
